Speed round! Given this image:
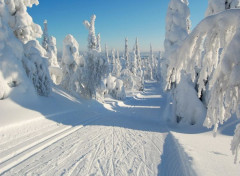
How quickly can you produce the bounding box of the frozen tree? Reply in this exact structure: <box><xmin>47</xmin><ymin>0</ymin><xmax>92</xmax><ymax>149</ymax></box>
<box><xmin>42</xmin><ymin>20</ymin><xmax>49</xmax><ymax>51</ymax></box>
<box><xmin>129</xmin><ymin>45</ymin><xmax>137</xmax><ymax>75</ymax></box>
<box><xmin>23</xmin><ymin>40</ymin><xmax>51</xmax><ymax>96</ymax></box>
<box><xmin>110</xmin><ymin>49</ymin><xmax>115</xmax><ymax>73</ymax></box>
<box><xmin>61</xmin><ymin>34</ymin><xmax>79</xmax><ymax>94</ymax></box>
<box><xmin>164</xmin><ymin>0</ymin><xmax>191</xmax><ymax>57</ymax></box>
<box><xmin>40</xmin><ymin>20</ymin><xmax>60</xmax><ymax>84</ymax></box>
<box><xmin>48</xmin><ymin>36</ymin><xmax>59</xmax><ymax>67</ymax></box>
<box><xmin>0</xmin><ymin>2</ymin><xmax>36</xmax><ymax>99</ymax></box>
<box><xmin>83</xmin><ymin>15</ymin><xmax>97</xmax><ymax>50</ymax></box>
<box><xmin>0</xmin><ymin>0</ymin><xmax>51</xmax><ymax>97</ymax></box>
<box><xmin>149</xmin><ymin>44</ymin><xmax>154</xmax><ymax>80</ymax></box>
<box><xmin>103</xmin><ymin>75</ymin><xmax>126</xmax><ymax>100</ymax></box>
<box><xmin>83</xmin><ymin>14</ymin><xmax>108</xmax><ymax>99</ymax></box>
<box><xmin>104</xmin><ymin>43</ymin><xmax>110</xmax><ymax>74</ymax></box>
<box><xmin>144</xmin><ymin>57</ymin><xmax>152</xmax><ymax>80</ymax></box>
<box><xmin>48</xmin><ymin>36</ymin><xmax>62</xmax><ymax>84</ymax></box>
<box><xmin>135</xmin><ymin>38</ymin><xmax>142</xmax><ymax>69</ymax></box>
<box><xmin>41</xmin><ymin>20</ymin><xmax>59</xmax><ymax>67</ymax></box>
<box><xmin>105</xmin><ymin>44</ymin><xmax>109</xmax><ymax>61</ymax></box>
<box><xmin>96</xmin><ymin>33</ymin><xmax>101</xmax><ymax>52</ymax></box>
<box><xmin>156</xmin><ymin>51</ymin><xmax>162</xmax><ymax>81</ymax></box>
<box><xmin>165</xmin><ymin>10</ymin><xmax>240</xmax><ymax>162</ymax></box>
<box><xmin>124</xmin><ymin>38</ymin><xmax>129</xmax><ymax>68</ymax></box>
<box><xmin>121</xmin><ymin>38</ymin><xmax>144</xmax><ymax>91</ymax></box>
<box><xmin>205</xmin><ymin>0</ymin><xmax>240</xmax><ymax>16</ymax></box>
<box><xmin>116</xmin><ymin>51</ymin><xmax>122</xmax><ymax>76</ymax></box>
<box><xmin>134</xmin><ymin>38</ymin><xmax>144</xmax><ymax>91</ymax></box>
<box><xmin>112</xmin><ymin>50</ymin><xmax>122</xmax><ymax>77</ymax></box>
<box><xmin>5</xmin><ymin>0</ymin><xmax>42</xmax><ymax>43</ymax></box>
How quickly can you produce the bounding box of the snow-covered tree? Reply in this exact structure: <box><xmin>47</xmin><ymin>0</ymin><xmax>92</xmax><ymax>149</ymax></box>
<box><xmin>125</xmin><ymin>37</ymin><xmax>129</xmax><ymax>68</ymax></box>
<box><xmin>83</xmin><ymin>15</ymin><xmax>97</xmax><ymax>50</ymax></box>
<box><xmin>0</xmin><ymin>2</ymin><xmax>36</xmax><ymax>99</ymax></box>
<box><xmin>48</xmin><ymin>36</ymin><xmax>59</xmax><ymax>67</ymax></box>
<box><xmin>41</xmin><ymin>20</ymin><xmax>59</xmax><ymax>67</ymax></box>
<box><xmin>205</xmin><ymin>0</ymin><xmax>240</xmax><ymax>16</ymax></box>
<box><xmin>23</xmin><ymin>40</ymin><xmax>51</xmax><ymax>96</ymax></box>
<box><xmin>48</xmin><ymin>36</ymin><xmax>62</xmax><ymax>84</ymax></box>
<box><xmin>134</xmin><ymin>38</ymin><xmax>144</xmax><ymax>91</ymax></box>
<box><xmin>112</xmin><ymin>50</ymin><xmax>122</xmax><ymax>77</ymax></box>
<box><xmin>61</xmin><ymin>34</ymin><xmax>80</xmax><ymax>94</ymax></box>
<box><xmin>116</xmin><ymin>51</ymin><xmax>122</xmax><ymax>76</ymax></box>
<box><xmin>42</xmin><ymin>20</ymin><xmax>49</xmax><ymax>51</ymax></box>
<box><xmin>105</xmin><ymin>44</ymin><xmax>109</xmax><ymax>60</ymax></box>
<box><xmin>96</xmin><ymin>33</ymin><xmax>101</xmax><ymax>52</ymax></box>
<box><xmin>144</xmin><ymin>57</ymin><xmax>152</xmax><ymax>80</ymax></box>
<box><xmin>5</xmin><ymin>0</ymin><xmax>42</xmax><ymax>44</ymax></box>
<box><xmin>0</xmin><ymin>0</ymin><xmax>51</xmax><ymax>97</ymax></box>
<box><xmin>164</xmin><ymin>0</ymin><xmax>191</xmax><ymax>57</ymax></box>
<box><xmin>135</xmin><ymin>38</ymin><xmax>142</xmax><ymax>70</ymax></box>
<box><xmin>156</xmin><ymin>51</ymin><xmax>162</xmax><ymax>81</ymax></box>
<box><xmin>165</xmin><ymin>9</ymin><xmax>240</xmax><ymax>162</ymax></box>
<box><xmin>110</xmin><ymin>49</ymin><xmax>115</xmax><ymax>73</ymax></box>
<box><xmin>149</xmin><ymin>44</ymin><xmax>154</xmax><ymax>80</ymax></box>
<box><xmin>83</xmin><ymin>15</ymin><xmax>108</xmax><ymax>99</ymax></box>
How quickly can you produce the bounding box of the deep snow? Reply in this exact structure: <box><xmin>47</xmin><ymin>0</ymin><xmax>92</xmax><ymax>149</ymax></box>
<box><xmin>0</xmin><ymin>82</ymin><xmax>239</xmax><ymax>175</ymax></box>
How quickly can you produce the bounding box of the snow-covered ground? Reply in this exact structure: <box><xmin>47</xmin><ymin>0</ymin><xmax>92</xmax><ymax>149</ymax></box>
<box><xmin>0</xmin><ymin>82</ymin><xmax>239</xmax><ymax>175</ymax></box>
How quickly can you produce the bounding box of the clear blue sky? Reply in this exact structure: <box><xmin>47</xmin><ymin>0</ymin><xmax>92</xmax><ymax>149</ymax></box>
<box><xmin>28</xmin><ymin>0</ymin><xmax>208</xmax><ymax>52</ymax></box>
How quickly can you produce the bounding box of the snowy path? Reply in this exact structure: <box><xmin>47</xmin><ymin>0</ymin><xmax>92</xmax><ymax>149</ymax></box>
<box><xmin>1</xmin><ymin>82</ymin><xmax>239</xmax><ymax>176</ymax></box>
<box><xmin>0</xmin><ymin>82</ymin><xmax>172</xmax><ymax>176</ymax></box>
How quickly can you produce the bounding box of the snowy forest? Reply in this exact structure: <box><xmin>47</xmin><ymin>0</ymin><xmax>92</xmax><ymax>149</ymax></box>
<box><xmin>0</xmin><ymin>0</ymin><xmax>240</xmax><ymax>175</ymax></box>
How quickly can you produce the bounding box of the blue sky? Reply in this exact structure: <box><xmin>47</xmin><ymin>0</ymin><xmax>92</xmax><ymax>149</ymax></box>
<box><xmin>28</xmin><ymin>0</ymin><xmax>208</xmax><ymax>52</ymax></box>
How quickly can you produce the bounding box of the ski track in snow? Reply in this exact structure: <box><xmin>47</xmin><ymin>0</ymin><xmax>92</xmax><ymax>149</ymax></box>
<box><xmin>0</xmin><ymin>82</ymin><xmax>196</xmax><ymax>176</ymax></box>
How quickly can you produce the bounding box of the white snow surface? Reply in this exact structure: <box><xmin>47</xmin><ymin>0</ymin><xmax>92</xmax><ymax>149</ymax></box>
<box><xmin>0</xmin><ymin>82</ymin><xmax>239</xmax><ymax>175</ymax></box>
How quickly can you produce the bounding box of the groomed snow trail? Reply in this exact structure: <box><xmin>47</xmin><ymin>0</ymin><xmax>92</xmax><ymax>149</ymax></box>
<box><xmin>0</xmin><ymin>81</ymin><xmax>179</xmax><ymax>176</ymax></box>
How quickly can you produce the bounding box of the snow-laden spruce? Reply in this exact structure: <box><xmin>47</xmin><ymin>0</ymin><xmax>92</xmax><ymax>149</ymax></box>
<box><xmin>165</xmin><ymin>9</ymin><xmax>240</xmax><ymax>162</ymax></box>
<box><xmin>164</xmin><ymin>0</ymin><xmax>191</xmax><ymax>57</ymax></box>
<box><xmin>41</xmin><ymin>20</ymin><xmax>59</xmax><ymax>67</ymax></box>
<box><xmin>206</xmin><ymin>0</ymin><xmax>240</xmax><ymax>16</ymax></box>
<box><xmin>0</xmin><ymin>9</ymin><xmax>34</xmax><ymax>99</ymax></box>
<box><xmin>23</xmin><ymin>40</ymin><xmax>51</xmax><ymax>96</ymax></box>
<box><xmin>5</xmin><ymin>0</ymin><xmax>42</xmax><ymax>44</ymax></box>
<box><xmin>61</xmin><ymin>34</ymin><xmax>81</xmax><ymax>95</ymax></box>
<box><xmin>96</xmin><ymin>33</ymin><xmax>101</xmax><ymax>52</ymax></box>
<box><xmin>41</xmin><ymin>20</ymin><xmax>61</xmax><ymax>84</ymax></box>
<box><xmin>112</xmin><ymin>50</ymin><xmax>122</xmax><ymax>78</ymax></box>
<box><xmin>133</xmin><ymin>38</ymin><xmax>144</xmax><ymax>91</ymax></box>
<box><xmin>101</xmin><ymin>75</ymin><xmax>126</xmax><ymax>100</ymax></box>
<box><xmin>144</xmin><ymin>45</ymin><xmax>153</xmax><ymax>80</ymax></box>
<box><xmin>121</xmin><ymin>38</ymin><xmax>144</xmax><ymax>92</ymax></box>
<box><xmin>83</xmin><ymin>15</ymin><xmax>97</xmax><ymax>50</ymax></box>
<box><xmin>0</xmin><ymin>0</ymin><xmax>51</xmax><ymax>98</ymax></box>
<box><xmin>124</xmin><ymin>38</ymin><xmax>129</xmax><ymax>68</ymax></box>
<box><xmin>83</xmin><ymin>15</ymin><xmax>109</xmax><ymax>99</ymax></box>
<box><xmin>42</xmin><ymin>20</ymin><xmax>49</xmax><ymax>51</ymax></box>
<box><xmin>161</xmin><ymin>0</ymin><xmax>191</xmax><ymax>91</ymax></box>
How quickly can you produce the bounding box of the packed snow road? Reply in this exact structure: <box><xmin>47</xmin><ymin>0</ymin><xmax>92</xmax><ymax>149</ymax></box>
<box><xmin>1</xmin><ymin>82</ymin><xmax>239</xmax><ymax>176</ymax></box>
<box><xmin>0</xmin><ymin>82</ymin><xmax>174</xmax><ymax>176</ymax></box>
